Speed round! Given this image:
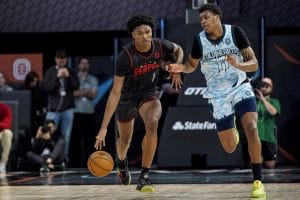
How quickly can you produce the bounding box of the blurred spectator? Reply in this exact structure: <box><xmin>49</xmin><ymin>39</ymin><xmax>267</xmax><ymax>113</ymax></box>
<box><xmin>22</xmin><ymin>71</ymin><xmax>47</xmax><ymax>132</ymax></box>
<box><xmin>74</xmin><ymin>57</ymin><xmax>98</xmax><ymax>113</ymax></box>
<box><xmin>0</xmin><ymin>72</ymin><xmax>13</xmax><ymax>91</ymax></box>
<box><xmin>71</xmin><ymin>57</ymin><xmax>98</xmax><ymax>166</ymax></box>
<box><xmin>26</xmin><ymin>119</ymin><xmax>65</xmax><ymax>172</ymax></box>
<box><xmin>255</xmin><ymin>77</ymin><xmax>281</xmax><ymax>169</ymax></box>
<box><xmin>43</xmin><ymin>49</ymin><xmax>79</xmax><ymax>157</ymax></box>
<box><xmin>0</xmin><ymin>102</ymin><xmax>13</xmax><ymax>174</ymax></box>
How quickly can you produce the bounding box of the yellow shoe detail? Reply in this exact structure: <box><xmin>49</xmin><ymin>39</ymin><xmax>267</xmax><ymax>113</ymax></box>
<box><xmin>140</xmin><ymin>185</ymin><xmax>155</xmax><ymax>193</ymax></box>
<box><xmin>251</xmin><ymin>180</ymin><xmax>266</xmax><ymax>198</ymax></box>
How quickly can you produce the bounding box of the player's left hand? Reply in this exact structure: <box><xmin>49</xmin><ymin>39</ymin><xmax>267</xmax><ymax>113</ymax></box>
<box><xmin>225</xmin><ymin>54</ymin><xmax>240</xmax><ymax>68</ymax></box>
<box><xmin>170</xmin><ymin>73</ymin><xmax>182</xmax><ymax>90</ymax></box>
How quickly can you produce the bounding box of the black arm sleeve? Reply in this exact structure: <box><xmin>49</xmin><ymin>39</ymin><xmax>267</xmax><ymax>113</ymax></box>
<box><xmin>190</xmin><ymin>36</ymin><xmax>202</xmax><ymax>59</ymax></box>
<box><xmin>115</xmin><ymin>49</ymin><xmax>130</xmax><ymax>77</ymax></box>
<box><xmin>232</xmin><ymin>25</ymin><xmax>251</xmax><ymax>50</ymax></box>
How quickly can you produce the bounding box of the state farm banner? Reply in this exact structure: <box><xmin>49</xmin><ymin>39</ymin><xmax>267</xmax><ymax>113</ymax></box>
<box><xmin>157</xmin><ymin>107</ymin><xmax>244</xmax><ymax>167</ymax></box>
<box><xmin>0</xmin><ymin>54</ymin><xmax>43</xmax><ymax>84</ymax></box>
<box><xmin>177</xmin><ymin>66</ymin><xmax>208</xmax><ymax>106</ymax></box>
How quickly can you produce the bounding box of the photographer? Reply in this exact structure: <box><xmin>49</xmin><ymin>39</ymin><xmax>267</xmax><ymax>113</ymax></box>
<box><xmin>43</xmin><ymin>49</ymin><xmax>79</xmax><ymax>158</ymax></box>
<box><xmin>26</xmin><ymin>120</ymin><xmax>65</xmax><ymax>172</ymax></box>
<box><xmin>255</xmin><ymin>77</ymin><xmax>281</xmax><ymax>169</ymax></box>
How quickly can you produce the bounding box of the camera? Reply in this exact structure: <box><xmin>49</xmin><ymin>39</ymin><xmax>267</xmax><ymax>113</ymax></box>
<box><xmin>40</xmin><ymin>126</ymin><xmax>51</xmax><ymax>135</ymax></box>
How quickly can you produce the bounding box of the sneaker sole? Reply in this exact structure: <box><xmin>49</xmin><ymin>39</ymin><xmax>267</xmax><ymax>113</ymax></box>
<box><xmin>139</xmin><ymin>185</ymin><xmax>155</xmax><ymax>193</ymax></box>
<box><xmin>251</xmin><ymin>192</ymin><xmax>266</xmax><ymax>198</ymax></box>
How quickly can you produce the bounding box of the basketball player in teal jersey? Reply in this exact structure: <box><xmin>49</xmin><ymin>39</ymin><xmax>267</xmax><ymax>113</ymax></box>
<box><xmin>167</xmin><ymin>4</ymin><xmax>266</xmax><ymax>198</ymax></box>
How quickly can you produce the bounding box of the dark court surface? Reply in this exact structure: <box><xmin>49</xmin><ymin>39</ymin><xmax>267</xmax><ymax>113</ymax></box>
<box><xmin>1</xmin><ymin>167</ymin><xmax>300</xmax><ymax>200</ymax></box>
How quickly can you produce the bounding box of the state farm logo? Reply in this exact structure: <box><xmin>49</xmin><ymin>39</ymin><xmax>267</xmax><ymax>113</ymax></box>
<box><xmin>172</xmin><ymin>121</ymin><xmax>185</xmax><ymax>130</ymax></box>
<box><xmin>172</xmin><ymin>121</ymin><xmax>216</xmax><ymax>131</ymax></box>
<box><xmin>13</xmin><ymin>58</ymin><xmax>31</xmax><ymax>80</ymax></box>
<box><xmin>184</xmin><ymin>87</ymin><xmax>206</xmax><ymax>96</ymax></box>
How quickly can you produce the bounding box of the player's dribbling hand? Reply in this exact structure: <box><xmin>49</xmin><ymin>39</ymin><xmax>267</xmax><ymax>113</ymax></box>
<box><xmin>166</xmin><ymin>63</ymin><xmax>184</xmax><ymax>73</ymax></box>
<box><xmin>94</xmin><ymin>128</ymin><xmax>107</xmax><ymax>150</ymax></box>
<box><xmin>225</xmin><ymin>54</ymin><xmax>240</xmax><ymax>68</ymax></box>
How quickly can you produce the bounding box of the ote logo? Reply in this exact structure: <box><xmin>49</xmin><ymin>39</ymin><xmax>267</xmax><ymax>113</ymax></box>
<box><xmin>184</xmin><ymin>87</ymin><xmax>206</xmax><ymax>96</ymax></box>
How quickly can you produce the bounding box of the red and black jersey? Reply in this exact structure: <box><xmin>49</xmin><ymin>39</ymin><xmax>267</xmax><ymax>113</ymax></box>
<box><xmin>115</xmin><ymin>38</ymin><xmax>174</xmax><ymax>100</ymax></box>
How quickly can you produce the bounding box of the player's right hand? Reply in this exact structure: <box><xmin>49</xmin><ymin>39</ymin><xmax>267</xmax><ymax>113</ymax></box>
<box><xmin>166</xmin><ymin>63</ymin><xmax>184</xmax><ymax>73</ymax></box>
<box><xmin>94</xmin><ymin>128</ymin><xmax>107</xmax><ymax>150</ymax></box>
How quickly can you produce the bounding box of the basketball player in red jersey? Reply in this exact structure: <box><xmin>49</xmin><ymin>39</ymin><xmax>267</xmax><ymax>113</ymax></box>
<box><xmin>94</xmin><ymin>15</ymin><xmax>183</xmax><ymax>192</ymax></box>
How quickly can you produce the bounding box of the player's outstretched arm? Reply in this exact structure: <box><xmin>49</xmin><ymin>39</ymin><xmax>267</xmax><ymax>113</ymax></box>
<box><xmin>167</xmin><ymin>54</ymin><xmax>200</xmax><ymax>73</ymax></box>
<box><xmin>94</xmin><ymin>76</ymin><xmax>124</xmax><ymax>150</ymax></box>
<box><xmin>169</xmin><ymin>42</ymin><xmax>184</xmax><ymax>89</ymax></box>
<box><xmin>226</xmin><ymin>47</ymin><xmax>258</xmax><ymax>72</ymax></box>
<box><xmin>172</xmin><ymin>42</ymin><xmax>184</xmax><ymax>64</ymax></box>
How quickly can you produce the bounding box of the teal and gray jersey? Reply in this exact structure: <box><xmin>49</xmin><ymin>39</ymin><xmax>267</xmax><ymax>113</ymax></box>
<box><xmin>191</xmin><ymin>24</ymin><xmax>251</xmax><ymax>98</ymax></box>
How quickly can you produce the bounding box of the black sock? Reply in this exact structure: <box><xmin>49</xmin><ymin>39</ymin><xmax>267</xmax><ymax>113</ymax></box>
<box><xmin>252</xmin><ymin>163</ymin><xmax>262</xmax><ymax>181</ymax></box>
<box><xmin>117</xmin><ymin>158</ymin><xmax>127</xmax><ymax>169</ymax></box>
<box><xmin>141</xmin><ymin>167</ymin><xmax>150</xmax><ymax>175</ymax></box>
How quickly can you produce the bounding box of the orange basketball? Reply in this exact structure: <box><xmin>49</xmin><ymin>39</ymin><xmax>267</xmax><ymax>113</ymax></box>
<box><xmin>87</xmin><ymin>151</ymin><xmax>114</xmax><ymax>177</ymax></box>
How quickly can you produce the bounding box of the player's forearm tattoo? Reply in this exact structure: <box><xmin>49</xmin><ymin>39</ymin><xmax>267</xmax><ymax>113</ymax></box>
<box><xmin>241</xmin><ymin>48</ymin><xmax>253</xmax><ymax>62</ymax></box>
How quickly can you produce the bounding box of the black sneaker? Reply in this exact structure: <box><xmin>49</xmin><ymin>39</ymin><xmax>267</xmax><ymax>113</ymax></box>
<box><xmin>53</xmin><ymin>162</ymin><xmax>66</xmax><ymax>171</ymax></box>
<box><xmin>40</xmin><ymin>166</ymin><xmax>50</xmax><ymax>173</ymax></box>
<box><xmin>136</xmin><ymin>173</ymin><xmax>155</xmax><ymax>192</ymax></box>
<box><xmin>117</xmin><ymin>159</ymin><xmax>131</xmax><ymax>185</ymax></box>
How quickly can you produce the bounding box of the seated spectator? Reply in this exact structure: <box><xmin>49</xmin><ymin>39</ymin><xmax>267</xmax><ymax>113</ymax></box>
<box><xmin>0</xmin><ymin>72</ymin><xmax>13</xmax><ymax>91</ymax></box>
<box><xmin>255</xmin><ymin>77</ymin><xmax>281</xmax><ymax>169</ymax></box>
<box><xmin>0</xmin><ymin>102</ymin><xmax>13</xmax><ymax>174</ymax></box>
<box><xmin>26</xmin><ymin>120</ymin><xmax>65</xmax><ymax>172</ymax></box>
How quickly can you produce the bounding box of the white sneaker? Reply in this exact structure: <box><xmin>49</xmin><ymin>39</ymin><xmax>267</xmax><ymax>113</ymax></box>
<box><xmin>0</xmin><ymin>163</ymin><xmax>6</xmax><ymax>174</ymax></box>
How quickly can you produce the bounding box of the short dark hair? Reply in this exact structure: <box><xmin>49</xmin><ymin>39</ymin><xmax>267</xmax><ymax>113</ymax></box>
<box><xmin>44</xmin><ymin>119</ymin><xmax>56</xmax><ymax>126</ymax></box>
<box><xmin>199</xmin><ymin>3</ymin><xmax>222</xmax><ymax>19</ymax></box>
<box><xmin>77</xmin><ymin>56</ymin><xmax>90</xmax><ymax>65</ymax></box>
<box><xmin>55</xmin><ymin>49</ymin><xmax>68</xmax><ymax>58</ymax></box>
<box><xmin>127</xmin><ymin>14</ymin><xmax>155</xmax><ymax>34</ymax></box>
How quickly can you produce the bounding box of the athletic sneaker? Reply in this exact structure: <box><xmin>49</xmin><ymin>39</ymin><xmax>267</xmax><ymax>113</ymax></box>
<box><xmin>251</xmin><ymin>180</ymin><xmax>266</xmax><ymax>198</ymax></box>
<box><xmin>0</xmin><ymin>163</ymin><xmax>6</xmax><ymax>174</ymax></box>
<box><xmin>117</xmin><ymin>159</ymin><xmax>131</xmax><ymax>185</ymax></box>
<box><xmin>136</xmin><ymin>173</ymin><xmax>155</xmax><ymax>192</ymax></box>
<box><xmin>39</xmin><ymin>166</ymin><xmax>50</xmax><ymax>173</ymax></box>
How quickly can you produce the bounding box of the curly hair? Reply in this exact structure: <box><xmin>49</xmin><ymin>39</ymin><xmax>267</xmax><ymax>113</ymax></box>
<box><xmin>127</xmin><ymin>14</ymin><xmax>155</xmax><ymax>33</ymax></box>
<box><xmin>198</xmin><ymin>3</ymin><xmax>222</xmax><ymax>19</ymax></box>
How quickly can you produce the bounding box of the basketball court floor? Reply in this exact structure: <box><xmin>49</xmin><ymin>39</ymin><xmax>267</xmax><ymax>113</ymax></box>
<box><xmin>1</xmin><ymin>167</ymin><xmax>300</xmax><ymax>199</ymax></box>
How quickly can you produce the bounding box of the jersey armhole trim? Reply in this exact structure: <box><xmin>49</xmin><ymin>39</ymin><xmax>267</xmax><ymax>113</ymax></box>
<box><xmin>197</xmin><ymin>34</ymin><xmax>203</xmax><ymax>59</ymax></box>
<box><xmin>158</xmin><ymin>40</ymin><xmax>164</xmax><ymax>57</ymax></box>
<box><xmin>123</xmin><ymin>47</ymin><xmax>133</xmax><ymax>68</ymax></box>
<box><xmin>231</xmin><ymin>26</ymin><xmax>239</xmax><ymax>49</ymax></box>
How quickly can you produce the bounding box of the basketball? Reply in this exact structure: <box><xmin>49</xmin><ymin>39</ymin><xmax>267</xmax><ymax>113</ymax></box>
<box><xmin>87</xmin><ymin>151</ymin><xmax>114</xmax><ymax>177</ymax></box>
